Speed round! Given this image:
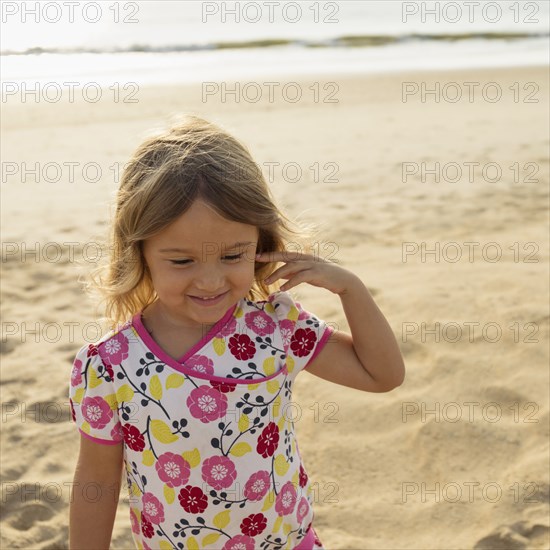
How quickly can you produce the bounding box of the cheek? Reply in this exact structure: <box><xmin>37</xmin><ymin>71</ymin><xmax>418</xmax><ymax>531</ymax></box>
<box><xmin>231</xmin><ymin>262</ymin><xmax>256</xmax><ymax>285</ymax></box>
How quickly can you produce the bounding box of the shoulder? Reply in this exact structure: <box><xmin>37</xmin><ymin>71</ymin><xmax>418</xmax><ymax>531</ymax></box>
<box><xmin>73</xmin><ymin>316</ymin><xmax>136</xmax><ymax>366</ymax></box>
<box><xmin>241</xmin><ymin>291</ymin><xmax>303</xmax><ymax>323</ymax></box>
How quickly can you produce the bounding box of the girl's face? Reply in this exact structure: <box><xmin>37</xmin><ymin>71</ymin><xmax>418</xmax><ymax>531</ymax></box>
<box><xmin>142</xmin><ymin>199</ymin><xmax>259</xmax><ymax>330</ymax></box>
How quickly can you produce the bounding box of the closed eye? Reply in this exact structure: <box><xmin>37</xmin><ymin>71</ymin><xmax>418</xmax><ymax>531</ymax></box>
<box><xmin>170</xmin><ymin>253</ymin><xmax>244</xmax><ymax>265</ymax></box>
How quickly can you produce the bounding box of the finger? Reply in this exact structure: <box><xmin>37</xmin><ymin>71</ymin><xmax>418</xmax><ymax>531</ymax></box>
<box><xmin>279</xmin><ymin>270</ymin><xmax>313</xmax><ymax>292</ymax></box>
<box><xmin>265</xmin><ymin>266</ymin><xmax>312</xmax><ymax>285</ymax></box>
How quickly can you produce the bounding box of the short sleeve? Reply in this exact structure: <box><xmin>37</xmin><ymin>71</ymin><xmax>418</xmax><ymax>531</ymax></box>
<box><xmin>269</xmin><ymin>290</ymin><xmax>335</xmax><ymax>377</ymax></box>
<box><xmin>68</xmin><ymin>342</ymin><xmax>122</xmax><ymax>445</ymax></box>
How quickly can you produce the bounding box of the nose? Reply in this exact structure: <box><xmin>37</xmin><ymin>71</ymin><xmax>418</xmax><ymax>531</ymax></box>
<box><xmin>193</xmin><ymin>263</ymin><xmax>226</xmax><ymax>292</ymax></box>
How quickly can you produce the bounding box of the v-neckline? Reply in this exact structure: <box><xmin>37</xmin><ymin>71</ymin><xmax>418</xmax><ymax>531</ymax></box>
<box><xmin>132</xmin><ymin>302</ymin><xmax>239</xmax><ymax>368</ymax></box>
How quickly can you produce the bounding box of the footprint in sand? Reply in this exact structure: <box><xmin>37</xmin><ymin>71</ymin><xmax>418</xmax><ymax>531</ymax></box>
<box><xmin>474</xmin><ymin>520</ymin><xmax>550</xmax><ymax>549</ymax></box>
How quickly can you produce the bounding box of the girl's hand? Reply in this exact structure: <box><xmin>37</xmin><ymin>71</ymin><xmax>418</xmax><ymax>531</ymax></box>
<box><xmin>255</xmin><ymin>251</ymin><xmax>358</xmax><ymax>296</ymax></box>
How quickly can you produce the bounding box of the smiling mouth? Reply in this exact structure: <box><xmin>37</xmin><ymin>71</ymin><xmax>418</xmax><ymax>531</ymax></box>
<box><xmin>189</xmin><ymin>291</ymin><xmax>228</xmax><ymax>301</ymax></box>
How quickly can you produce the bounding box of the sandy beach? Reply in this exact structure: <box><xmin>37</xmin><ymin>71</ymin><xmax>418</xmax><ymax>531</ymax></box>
<box><xmin>1</xmin><ymin>66</ymin><xmax>548</xmax><ymax>549</ymax></box>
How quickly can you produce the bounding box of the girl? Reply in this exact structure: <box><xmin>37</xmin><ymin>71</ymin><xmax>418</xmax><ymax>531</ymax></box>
<box><xmin>68</xmin><ymin>115</ymin><xmax>405</xmax><ymax>550</ymax></box>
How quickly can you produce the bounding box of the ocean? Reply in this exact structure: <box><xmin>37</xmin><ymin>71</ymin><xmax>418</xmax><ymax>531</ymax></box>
<box><xmin>1</xmin><ymin>1</ymin><xmax>549</xmax><ymax>86</ymax></box>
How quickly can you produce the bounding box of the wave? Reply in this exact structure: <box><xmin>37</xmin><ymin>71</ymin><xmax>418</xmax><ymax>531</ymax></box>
<box><xmin>2</xmin><ymin>32</ymin><xmax>548</xmax><ymax>56</ymax></box>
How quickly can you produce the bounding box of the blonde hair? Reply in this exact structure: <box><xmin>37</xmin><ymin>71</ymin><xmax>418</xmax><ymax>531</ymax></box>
<box><xmin>80</xmin><ymin>115</ymin><xmax>317</xmax><ymax>332</ymax></box>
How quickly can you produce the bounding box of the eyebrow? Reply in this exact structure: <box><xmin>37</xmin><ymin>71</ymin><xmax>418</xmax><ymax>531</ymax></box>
<box><xmin>159</xmin><ymin>241</ymin><xmax>256</xmax><ymax>254</ymax></box>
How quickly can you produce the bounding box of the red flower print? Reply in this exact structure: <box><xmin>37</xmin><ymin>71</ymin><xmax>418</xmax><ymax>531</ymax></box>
<box><xmin>87</xmin><ymin>343</ymin><xmax>99</xmax><ymax>357</ymax></box>
<box><xmin>201</xmin><ymin>455</ymin><xmax>237</xmax><ymax>490</ymax></box>
<box><xmin>296</xmin><ymin>496</ymin><xmax>309</xmax><ymax>523</ymax></box>
<box><xmin>299</xmin><ymin>463</ymin><xmax>308</xmax><ymax>488</ymax></box>
<box><xmin>228</xmin><ymin>334</ymin><xmax>256</xmax><ymax>360</ymax></box>
<box><xmin>290</xmin><ymin>328</ymin><xmax>316</xmax><ymax>357</ymax></box>
<box><xmin>243</xmin><ymin>470</ymin><xmax>270</xmax><ymax>501</ymax></box>
<box><xmin>222</xmin><ymin>535</ymin><xmax>255</xmax><ymax>550</ymax></box>
<box><xmin>210</xmin><ymin>380</ymin><xmax>236</xmax><ymax>393</ymax></box>
<box><xmin>155</xmin><ymin>452</ymin><xmax>191</xmax><ymax>488</ymax></box>
<box><xmin>275</xmin><ymin>480</ymin><xmax>297</xmax><ymax>516</ymax></box>
<box><xmin>240</xmin><ymin>513</ymin><xmax>267</xmax><ymax>536</ymax></box>
<box><xmin>141</xmin><ymin>516</ymin><xmax>154</xmax><ymax>538</ymax></box>
<box><xmin>178</xmin><ymin>485</ymin><xmax>208</xmax><ymax>514</ymax></box>
<box><xmin>142</xmin><ymin>492</ymin><xmax>165</xmax><ymax>524</ymax></box>
<box><xmin>256</xmin><ymin>422</ymin><xmax>279</xmax><ymax>458</ymax></box>
<box><xmin>98</xmin><ymin>332</ymin><xmax>129</xmax><ymax>366</ymax></box>
<box><xmin>81</xmin><ymin>396</ymin><xmax>113</xmax><ymax>429</ymax></box>
<box><xmin>245</xmin><ymin>311</ymin><xmax>275</xmax><ymax>336</ymax></box>
<box><xmin>122</xmin><ymin>424</ymin><xmax>145</xmax><ymax>451</ymax></box>
<box><xmin>104</xmin><ymin>364</ymin><xmax>114</xmax><ymax>381</ymax></box>
<box><xmin>187</xmin><ymin>386</ymin><xmax>228</xmax><ymax>423</ymax></box>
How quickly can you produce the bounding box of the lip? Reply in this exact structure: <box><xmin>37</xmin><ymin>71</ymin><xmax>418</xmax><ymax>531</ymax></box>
<box><xmin>188</xmin><ymin>290</ymin><xmax>230</xmax><ymax>307</ymax></box>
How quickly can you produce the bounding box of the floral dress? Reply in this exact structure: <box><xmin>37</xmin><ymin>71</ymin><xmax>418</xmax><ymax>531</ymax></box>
<box><xmin>69</xmin><ymin>291</ymin><xmax>332</xmax><ymax>550</ymax></box>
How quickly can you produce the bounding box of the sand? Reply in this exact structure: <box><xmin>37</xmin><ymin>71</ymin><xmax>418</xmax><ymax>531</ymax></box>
<box><xmin>1</xmin><ymin>66</ymin><xmax>548</xmax><ymax>549</ymax></box>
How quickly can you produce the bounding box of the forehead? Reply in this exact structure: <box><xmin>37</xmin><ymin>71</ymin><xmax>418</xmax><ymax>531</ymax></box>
<box><xmin>147</xmin><ymin>200</ymin><xmax>258</xmax><ymax>250</ymax></box>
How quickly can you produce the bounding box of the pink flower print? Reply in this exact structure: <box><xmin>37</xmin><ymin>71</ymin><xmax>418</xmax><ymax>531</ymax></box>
<box><xmin>240</xmin><ymin>512</ymin><xmax>267</xmax><ymax>537</ymax></box>
<box><xmin>142</xmin><ymin>492</ymin><xmax>165</xmax><ymax>524</ymax></box>
<box><xmin>187</xmin><ymin>386</ymin><xmax>228</xmax><ymax>423</ymax></box>
<box><xmin>123</xmin><ymin>424</ymin><xmax>145</xmax><ymax>451</ymax></box>
<box><xmin>141</xmin><ymin>516</ymin><xmax>154</xmax><ymax>538</ymax></box>
<box><xmin>81</xmin><ymin>396</ymin><xmax>113</xmax><ymax>429</ymax></box>
<box><xmin>290</xmin><ymin>328</ymin><xmax>316</xmax><ymax>357</ymax></box>
<box><xmin>110</xmin><ymin>422</ymin><xmax>123</xmax><ymax>442</ymax></box>
<box><xmin>130</xmin><ymin>508</ymin><xmax>139</xmax><ymax>534</ymax></box>
<box><xmin>222</xmin><ymin>535</ymin><xmax>256</xmax><ymax>550</ymax></box>
<box><xmin>228</xmin><ymin>334</ymin><xmax>256</xmax><ymax>360</ymax></box>
<box><xmin>155</xmin><ymin>452</ymin><xmax>191</xmax><ymax>488</ymax></box>
<box><xmin>215</xmin><ymin>317</ymin><xmax>237</xmax><ymax>338</ymax></box>
<box><xmin>71</xmin><ymin>360</ymin><xmax>82</xmax><ymax>386</ymax></box>
<box><xmin>98</xmin><ymin>332</ymin><xmax>129</xmax><ymax>366</ymax></box>
<box><xmin>143</xmin><ymin>541</ymin><xmax>153</xmax><ymax>550</ymax></box>
<box><xmin>256</xmin><ymin>422</ymin><xmax>279</xmax><ymax>458</ymax></box>
<box><xmin>245</xmin><ymin>311</ymin><xmax>275</xmax><ymax>336</ymax></box>
<box><xmin>280</xmin><ymin>319</ymin><xmax>294</xmax><ymax>348</ymax></box>
<box><xmin>243</xmin><ymin>470</ymin><xmax>270</xmax><ymax>501</ymax></box>
<box><xmin>275</xmin><ymin>481</ymin><xmax>297</xmax><ymax>516</ymax></box>
<box><xmin>178</xmin><ymin>485</ymin><xmax>208</xmax><ymax>514</ymax></box>
<box><xmin>296</xmin><ymin>496</ymin><xmax>309</xmax><ymax>523</ymax></box>
<box><xmin>186</xmin><ymin>355</ymin><xmax>214</xmax><ymax>375</ymax></box>
<box><xmin>202</xmin><ymin>455</ymin><xmax>237</xmax><ymax>490</ymax></box>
